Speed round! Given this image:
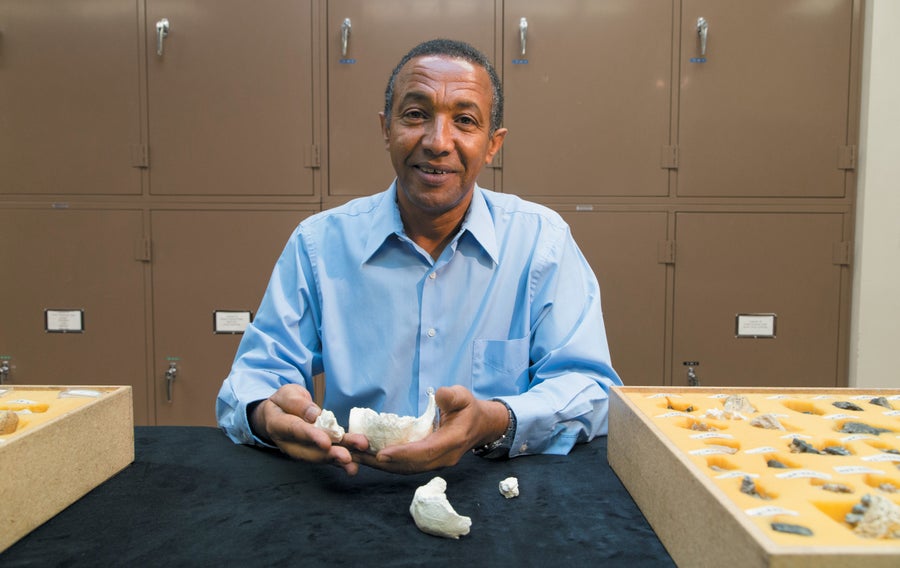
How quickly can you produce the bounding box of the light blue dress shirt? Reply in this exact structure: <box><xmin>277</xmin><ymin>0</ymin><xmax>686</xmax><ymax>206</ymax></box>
<box><xmin>216</xmin><ymin>183</ymin><xmax>622</xmax><ymax>456</ymax></box>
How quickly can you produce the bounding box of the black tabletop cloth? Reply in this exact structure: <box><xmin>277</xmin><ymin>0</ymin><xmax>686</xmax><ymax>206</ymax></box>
<box><xmin>2</xmin><ymin>427</ymin><xmax>673</xmax><ymax>567</ymax></box>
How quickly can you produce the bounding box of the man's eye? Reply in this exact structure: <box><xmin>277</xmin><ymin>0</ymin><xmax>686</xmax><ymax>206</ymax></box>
<box><xmin>457</xmin><ymin>115</ymin><xmax>477</xmax><ymax>126</ymax></box>
<box><xmin>403</xmin><ymin>110</ymin><xmax>426</xmax><ymax>120</ymax></box>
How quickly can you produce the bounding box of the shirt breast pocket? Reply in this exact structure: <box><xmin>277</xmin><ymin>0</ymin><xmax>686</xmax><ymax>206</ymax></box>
<box><xmin>472</xmin><ymin>337</ymin><xmax>530</xmax><ymax>394</ymax></box>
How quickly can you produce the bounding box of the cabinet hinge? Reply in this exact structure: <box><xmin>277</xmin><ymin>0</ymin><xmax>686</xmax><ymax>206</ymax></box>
<box><xmin>832</xmin><ymin>241</ymin><xmax>851</xmax><ymax>266</ymax></box>
<box><xmin>658</xmin><ymin>240</ymin><xmax>675</xmax><ymax>264</ymax></box>
<box><xmin>838</xmin><ymin>145</ymin><xmax>856</xmax><ymax>170</ymax></box>
<box><xmin>131</xmin><ymin>144</ymin><xmax>149</xmax><ymax>168</ymax></box>
<box><xmin>134</xmin><ymin>236</ymin><xmax>152</xmax><ymax>262</ymax></box>
<box><xmin>660</xmin><ymin>145</ymin><xmax>678</xmax><ymax>169</ymax></box>
<box><xmin>305</xmin><ymin>144</ymin><xmax>321</xmax><ymax>169</ymax></box>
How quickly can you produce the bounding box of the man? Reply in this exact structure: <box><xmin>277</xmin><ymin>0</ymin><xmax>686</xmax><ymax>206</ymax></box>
<box><xmin>216</xmin><ymin>38</ymin><xmax>621</xmax><ymax>475</ymax></box>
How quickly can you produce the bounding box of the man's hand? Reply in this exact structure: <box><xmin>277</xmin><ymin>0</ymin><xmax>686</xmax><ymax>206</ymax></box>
<box><xmin>352</xmin><ymin>385</ymin><xmax>510</xmax><ymax>474</ymax></box>
<box><xmin>250</xmin><ymin>384</ymin><xmax>368</xmax><ymax>475</ymax></box>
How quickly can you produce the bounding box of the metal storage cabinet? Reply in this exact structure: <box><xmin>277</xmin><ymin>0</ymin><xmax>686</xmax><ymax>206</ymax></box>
<box><xmin>0</xmin><ymin>0</ymin><xmax>142</xmax><ymax>196</ymax></box>
<box><xmin>146</xmin><ymin>0</ymin><xmax>318</xmax><ymax>198</ymax></box>
<box><xmin>150</xmin><ymin>210</ymin><xmax>314</xmax><ymax>426</ymax></box>
<box><xmin>563</xmin><ymin>211</ymin><xmax>669</xmax><ymax>386</ymax></box>
<box><xmin>672</xmin><ymin>212</ymin><xmax>848</xmax><ymax>387</ymax></box>
<box><xmin>677</xmin><ymin>0</ymin><xmax>856</xmax><ymax>197</ymax></box>
<box><xmin>0</xmin><ymin>209</ymin><xmax>151</xmax><ymax>424</ymax></box>
<box><xmin>502</xmin><ymin>0</ymin><xmax>674</xmax><ymax>199</ymax></box>
<box><xmin>325</xmin><ymin>0</ymin><xmax>497</xmax><ymax>203</ymax></box>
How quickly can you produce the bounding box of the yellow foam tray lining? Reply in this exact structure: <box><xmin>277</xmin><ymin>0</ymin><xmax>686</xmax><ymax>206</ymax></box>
<box><xmin>0</xmin><ymin>388</ymin><xmax>99</xmax><ymax>441</ymax></box>
<box><xmin>621</xmin><ymin>389</ymin><xmax>900</xmax><ymax>548</ymax></box>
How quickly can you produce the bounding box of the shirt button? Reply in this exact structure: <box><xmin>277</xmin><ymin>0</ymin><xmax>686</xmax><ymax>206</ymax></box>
<box><xmin>429</xmin><ymin>272</ymin><xmax>436</xmax><ymax>280</ymax></box>
<box><xmin>426</xmin><ymin>328</ymin><xmax>436</xmax><ymax>337</ymax></box>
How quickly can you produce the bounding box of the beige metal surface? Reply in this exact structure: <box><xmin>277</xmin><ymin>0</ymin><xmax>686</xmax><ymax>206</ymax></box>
<box><xmin>678</xmin><ymin>0</ymin><xmax>854</xmax><ymax>197</ymax></box>
<box><xmin>0</xmin><ymin>209</ymin><xmax>149</xmax><ymax>424</ymax></box>
<box><xmin>326</xmin><ymin>0</ymin><xmax>496</xmax><ymax>200</ymax></box>
<box><xmin>146</xmin><ymin>0</ymin><xmax>316</xmax><ymax>197</ymax></box>
<box><xmin>672</xmin><ymin>212</ymin><xmax>846</xmax><ymax>387</ymax></box>
<box><xmin>0</xmin><ymin>0</ymin><xmax>142</xmax><ymax>195</ymax></box>
<box><xmin>563</xmin><ymin>210</ymin><xmax>668</xmax><ymax>386</ymax></box>
<box><xmin>503</xmin><ymin>0</ymin><xmax>673</xmax><ymax>199</ymax></box>
<box><xmin>150</xmin><ymin>210</ymin><xmax>312</xmax><ymax>426</ymax></box>
<box><xmin>0</xmin><ymin>0</ymin><xmax>863</xmax><ymax>417</ymax></box>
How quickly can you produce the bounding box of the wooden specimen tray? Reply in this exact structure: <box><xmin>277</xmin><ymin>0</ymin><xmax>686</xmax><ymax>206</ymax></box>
<box><xmin>609</xmin><ymin>386</ymin><xmax>900</xmax><ymax>567</ymax></box>
<box><xmin>0</xmin><ymin>385</ymin><xmax>134</xmax><ymax>552</ymax></box>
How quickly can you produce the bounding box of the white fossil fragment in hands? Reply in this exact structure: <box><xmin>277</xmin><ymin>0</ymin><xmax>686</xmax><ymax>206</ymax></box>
<box><xmin>313</xmin><ymin>409</ymin><xmax>345</xmax><ymax>442</ymax></box>
<box><xmin>409</xmin><ymin>476</ymin><xmax>472</xmax><ymax>539</ymax></box>
<box><xmin>348</xmin><ymin>388</ymin><xmax>437</xmax><ymax>453</ymax></box>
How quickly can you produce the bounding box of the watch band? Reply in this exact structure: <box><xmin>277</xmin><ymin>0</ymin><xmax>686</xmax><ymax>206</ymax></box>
<box><xmin>472</xmin><ymin>399</ymin><xmax>516</xmax><ymax>459</ymax></box>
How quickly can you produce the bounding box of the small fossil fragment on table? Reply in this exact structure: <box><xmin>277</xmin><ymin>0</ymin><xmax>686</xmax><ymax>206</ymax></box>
<box><xmin>722</xmin><ymin>395</ymin><xmax>756</xmax><ymax>419</ymax></box>
<box><xmin>838</xmin><ymin>421</ymin><xmax>892</xmax><ymax>436</ymax></box>
<box><xmin>499</xmin><ymin>477</ymin><xmax>519</xmax><ymax>499</ymax></box>
<box><xmin>845</xmin><ymin>493</ymin><xmax>900</xmax><ymax>539</ymax></box>
<box><xmin>822</xmin><ymin>445</ymin><xmax>852</xmax><ymax>456</ymax></box>
<box><xmin>790</xmin><ymin>438</ymin><xmax>823</xmax><ymax>455</ymax></box>
<box><xmin>0</xmin><ymin>410</ymin><xmax>18</xmax><ymax>435</ymax></box>
<box><xmin>740</xmin><ymin>476</ymin><xmax>770</xmax><ymax>500</ymax></box>
<box><xmin>749</xmin><ymin>413</ymin><xmax>785</xmax><ymax>431</ymax></box>
<box><xmin>832</xmin><ymin>401</ymin><xmax>864</xmax><ymax>412</ymax></box>
<box><xmin>821</xmin><ymin>483</ymin><xmax>854</xmax><ymax>494</ymax></box>
<box><xmin>771</xmin><ymin>522</ymin><xmax>813</xmax><ymax>537</ymax></box>
<box><xmin>869</xmin><ymin>396</ymin><xmax>894</xmax><ymax>410</ymax></box>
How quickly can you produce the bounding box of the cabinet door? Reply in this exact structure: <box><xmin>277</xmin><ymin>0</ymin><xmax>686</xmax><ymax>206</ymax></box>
<box><xmin>151</xmin><ymin>210</ymin><xmax>312</xmax><ymax>426</ymax></box>
<box><xmin>326</xmin><ymin>0</ymin><xmax>496</xmax><ymax>201</ymax></box>
<box><xmin>563</xmin><ymin>211</ymin><xmax>669</xmax><ymax>385</ymax></box>
<box><xmin>678</xmin><ymin>0</ymin><xmax>854</xmax><ymax>197</ymax></box>
<box><xmin>0</xmin><ymin>0</ymin><xmax>142</xmax><ymax>195</ymax></box>
<box><xmin>502</xmin><ymin>0</ymin><xmax>673</xmax><ymax>199</ymax></box>
<box><xmin>146</xmin><ymin>0</ymin><xmax>316</xmax><ymax>197</ymax></box>
<box><xmin>672</xmin><ymin>213</ymin><xmax>846</xmax><ymax>387</ymax></box>
<box><xmin>0</xmin><ymin>209</ymin><xmax>150</xmax><ymax>424</ymax></box>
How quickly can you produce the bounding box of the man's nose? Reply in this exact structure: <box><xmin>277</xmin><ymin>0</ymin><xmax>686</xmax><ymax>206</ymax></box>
<box><xmin>422</xmin><ymin>116</ymin><xmax>453</xmax><ymax>155</ymax></box>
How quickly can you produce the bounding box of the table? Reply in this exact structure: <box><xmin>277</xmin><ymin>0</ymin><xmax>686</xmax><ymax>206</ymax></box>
<box><xmin>2</xmin><ymin>427</ymin><xmax>674</xmax><ymax>566</ymax></box>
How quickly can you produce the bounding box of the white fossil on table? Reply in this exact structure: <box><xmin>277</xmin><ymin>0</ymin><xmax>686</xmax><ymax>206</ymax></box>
<box><xmin>348</xmin><ymin>388</ymin><xmax>437</xmax><ymax>453</ymax></box>
<box><xmin>499</xmin><ymin>476</ymin><xmax>519</xmax><ymax>499</ymax></box>
<box><xmin>409</xmin><ymin>476</ymin><xmax>471</xmax><ymax>539</ymax></box>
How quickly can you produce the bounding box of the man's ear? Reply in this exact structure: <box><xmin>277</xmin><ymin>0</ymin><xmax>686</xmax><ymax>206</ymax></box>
<box><xmin>379</xmin><ymin>112</ymin><xmax>390</xmax><ymax>149</ymax></box>
<box><xmin>485</xmin><ymin>128</ymin><xmax>508</xmax><ymax>164</ymax></box>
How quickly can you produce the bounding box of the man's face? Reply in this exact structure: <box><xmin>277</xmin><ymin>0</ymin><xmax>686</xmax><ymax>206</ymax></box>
<box><xmin>380</xmin><ymin>55</ymin><xmax>507</xmax><ymax>217</ymax></box>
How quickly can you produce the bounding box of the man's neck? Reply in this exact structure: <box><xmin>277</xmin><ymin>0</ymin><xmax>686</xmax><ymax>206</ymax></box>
<box><xmin>398</xmin><ymin>195</ymin><xmax>471</xmax><ymax>260</ymax></box>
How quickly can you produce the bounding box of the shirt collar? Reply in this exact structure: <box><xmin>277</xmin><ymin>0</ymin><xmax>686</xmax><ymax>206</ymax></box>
<box><xmin>460</xmin><ymin>185</ymin><xmax>499</xmax><ymax>265</ymax></box>
<box><xmin>362</xmin><ymin>181</ymin><xmax>499</xmax><ymax>266</ymax></box>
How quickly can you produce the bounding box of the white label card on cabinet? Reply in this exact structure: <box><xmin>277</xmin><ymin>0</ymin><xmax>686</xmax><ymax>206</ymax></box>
<box><xmin>735</xmin><ymin>314</ymin><xmax>776</xmax><ymax>339</ymax></box>
<box><xmin>45</xmin><ymin>309</ymin><xmax>84</xmax><ymax>333</ymax></box>
<box><xmin>214</xmin><ymin>311</ymin><xmax>252</xmax><ymax>334</ymax></box>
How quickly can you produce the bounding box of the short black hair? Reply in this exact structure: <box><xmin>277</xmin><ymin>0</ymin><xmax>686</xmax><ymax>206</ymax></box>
<box><xmin>383</xmin><ymin>38</ymin><xmax>503</xmax><ymax>135</ymax></box>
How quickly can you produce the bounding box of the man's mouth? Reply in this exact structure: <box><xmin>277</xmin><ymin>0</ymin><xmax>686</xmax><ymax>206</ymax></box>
<box><xmin>417</xmin><ymin>165</ymin><xmax>452</xmax><ymax>175</ymax></box>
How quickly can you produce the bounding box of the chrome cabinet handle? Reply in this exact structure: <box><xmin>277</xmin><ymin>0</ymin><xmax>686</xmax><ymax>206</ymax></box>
<box><xmin>156</xmin><ymin>18</ymin><xmax>170</xmax><ymax>57</ymax></box>
<box><xmin>519</xmin><ymin>17</ymin><xmax>528</xmax><ymax>57</ymax></box>
<box><xmin>165</xmin><ymin>361</ymin><xmax>178</xmax><ymax>403</ymax></box>
<box><xmin>697</xmin><ymin>17</ymin><xmax>708</xmax><ymax>56</ymax></box>
<box><xmin>341</xmin><ymin>18</ymin><xmax>352</xmax><ymax>57</ymax></box>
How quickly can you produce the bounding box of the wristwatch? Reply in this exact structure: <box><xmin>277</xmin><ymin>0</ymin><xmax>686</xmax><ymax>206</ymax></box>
<box><xmin>472</xmin><ymin>400</ymin><xmax>516</xmax><ymax>459</ymax></box>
